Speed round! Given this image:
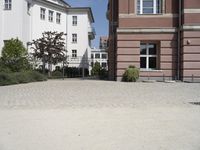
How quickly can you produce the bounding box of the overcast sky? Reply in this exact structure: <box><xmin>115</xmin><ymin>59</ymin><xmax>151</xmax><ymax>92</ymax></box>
<box><xmin>65</xmin><ymin>0</ymin><xmax>108</xmax><ymax>48</ymax></box>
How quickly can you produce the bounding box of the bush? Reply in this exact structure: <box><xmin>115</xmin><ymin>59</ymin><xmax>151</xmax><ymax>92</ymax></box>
<box><xmin>0</xmin><ymin>71</ymin><xmax>47</xmax><ymax>86</ymax></box>
<box><xmin>91</xmin><ymin>62</ymin><xmax>102</xmax><ymax>76</ymax></box>
<box><xmin>122</xmin><ymin>65</ymin><xmax>139</xmax><ymax>82</ymax></box>
<box><xmin>1</xmin><ymin>38</ymin><xmax>31</xmax><ymax>72</ymax></box>
<box><xmin>99</xmin><ymin>69</ymin><xmax>108</xmax><ymax>80</ymax></box>
<box><xmin>62</xmin><ymin>67</ymin><xmax>88</xmax><ymax>78</ymax></box>
<box><xmin>0</xmin><ymin>72</ymin><xmax>18</xmax><ymax>86</ymax></box>
<box><xmin>52</xmin><ymin>70</ymin><xmax>63</xmax><ymax>78</ymax></box>
<box><xmin>27</xmin><ymin>71</ymin><xmax>47</xmax><ymax>81</ymax></box>
<box><xmin>14</xmin><ymin>72</ymin><xmax>32</xmax><ymax>83</ymax></box>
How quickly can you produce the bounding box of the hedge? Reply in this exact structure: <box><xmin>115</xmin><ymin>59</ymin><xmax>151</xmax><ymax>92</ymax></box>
<box><xmin>0</xmin><ymin>71</ymin><xmax>47</xmax><ymax>86</ymax></box>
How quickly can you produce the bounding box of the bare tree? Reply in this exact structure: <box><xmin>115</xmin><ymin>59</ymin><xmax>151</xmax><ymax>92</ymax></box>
<box><xmin>31</xmin><ymin>31</ymin><xmax>67</xmax><ymax>76</ymax></box>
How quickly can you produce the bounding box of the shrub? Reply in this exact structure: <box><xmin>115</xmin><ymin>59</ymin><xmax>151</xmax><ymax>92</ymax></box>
<box><xmin>1</xmin><ymin>38</ymin><xmax>31</xmax><ymax>72</ymax></box>
<box><xmin>99</xmin><ymin>68</ymin><xmax>108</xmax><ymax>80</ymax></box>
<box><xmin>0</xmin><ymin>72</ymin><xmax>18</xmax><ymax>86</ymax></box>
<box><xmin>0</xmin><ymin>71</ymin><xmax>47</xmax><ymax>86</ymax></box>
<box><xmin>14</xmin><ymin>72</ymin><xmax>31</xmax><ymax>83</ymax></box>
<box><xmin>122</xmin><ymin>65</ymin><xmax>139</xmax><ymax>82</ymax></box>
<box><xmin>52</xmin><ymin>70</ymin><xmax>63</xmax><ymax>77</ymax></box>
<box><xmin>27</xmin><ymin>71</ymin><xmax>47</xmax><ymax>81</ymax></box>
<box><xmin>91</xmin><ymin>62</ymin><xmax>102</xmax><ymax>76</ymax></box>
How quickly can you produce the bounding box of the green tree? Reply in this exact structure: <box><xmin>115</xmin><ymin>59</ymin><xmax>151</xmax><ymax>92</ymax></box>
<box><xmin>1</xmin><ymin>38</ymin><xmax>30</xmax><ymax>72</ymax></box>
<box><xmin>31</xmin><ymin>31</ymin><xmax>67</xmax><ymax>77</ymax></box>
<box><xmin>91</xmin><ymin>62</ymin><xmax>102</xmax><ymax>76</ymax></box>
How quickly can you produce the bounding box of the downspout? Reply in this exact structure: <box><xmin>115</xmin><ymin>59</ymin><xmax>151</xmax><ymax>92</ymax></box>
<box><xmin>177</xmin><ymin>0</ymin><xmax>182</xmax><ymax>80</ymax></box>
<box><xmin>111</xmin><ymin>0</ymin><xmax>115</xmax><ymax>80</ymax></box>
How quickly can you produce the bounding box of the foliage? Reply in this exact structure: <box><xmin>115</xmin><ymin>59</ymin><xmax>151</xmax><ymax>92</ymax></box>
<box><xmin>122</xmin><ymin>65</ymin><xmax>139</xmax><ymax>82</ymax></box>
<box><xmin>99</xmin><ymin>68</ymin><xmax>108</xmax><ymax>80</ymax></box>
<box><xmin>0</xmin><ymin>72</ymin><xmax>18</xmax><ymax>85</ymax></box>
<box><xmin>31</xmin><ymin>31</ymin><xmax>67</xmax><ymax>76</ymax></box>
<box><xmin>91</xmin><ymin>62</ymin><xmax>102</xmax><ymax>76</ymax></box>
<box><xmin>62</xmin><ymin>67</ymin><xmax>89</xmax><ymax>78</ymax></box>
<box><xmin>91</xmin><ymin>62</ymin><xmax>108</xmax><ymax>79</ymax></box>
<box><xmin>52</xmin><ymin>70</ymin><xmax>63</xmax><ymax>77</ymax></box>
<box><xmin>1</xmin><ymin>38</ymin><xmax>31</xmax><ymax>72</ymax></box>
<box><xmin>0</xmin><ymin>71</ymin><xmax>47</xmax><ymax>86</ymax></box>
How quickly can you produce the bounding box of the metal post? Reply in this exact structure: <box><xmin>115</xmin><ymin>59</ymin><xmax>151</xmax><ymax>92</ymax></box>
<box><xmin>62</xmin><ymin>58</ymin><xmax>65</xmax><ymax>80</ymax></box>
<box><xmin>192</xmin><ymin>74</ymin><xmax>194</xmax><ymax>83</ymax></box>
<box><xmin>82</xmin><ymin>55</ymin><xmax>85</xmax><ymax>79</ymax></box>
<box><xmin>163</xmin><ymin>74</ymin><xmax>165</xmax><ymax>82</ymax></box>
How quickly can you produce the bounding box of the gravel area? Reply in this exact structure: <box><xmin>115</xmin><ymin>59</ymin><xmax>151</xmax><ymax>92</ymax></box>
<box><xmin>0</xmin><ymin>80</ymin><xmax>200</xmax><ymax>150</ymax></box>
<box><xmin>0</xmin><ymin>79</ymin><xmax>200</xmax><ymax>109</ymax></box>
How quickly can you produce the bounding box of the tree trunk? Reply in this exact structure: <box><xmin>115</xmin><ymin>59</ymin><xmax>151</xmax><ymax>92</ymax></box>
<box><xmin>48</xmin><ymin>63</ymin><xmax>52</xmax><ymax>77</ymax></box>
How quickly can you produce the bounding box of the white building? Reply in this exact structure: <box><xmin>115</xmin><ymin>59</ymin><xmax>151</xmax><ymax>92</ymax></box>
<box><xmin>91</xmin><ymin>49</ymin><xmax>108</xmax><ymax>70</ymax></box>
<box><xmin>0</xmin><ymin>0</ymin><xmax>95</xmax><ymax>71</ymax></box>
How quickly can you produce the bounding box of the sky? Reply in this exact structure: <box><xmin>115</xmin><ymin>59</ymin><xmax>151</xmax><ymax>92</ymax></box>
<box><xmin>65</xmin><ymin>0</ymin><xmax>108</xmax><ymax>48</ymax></box>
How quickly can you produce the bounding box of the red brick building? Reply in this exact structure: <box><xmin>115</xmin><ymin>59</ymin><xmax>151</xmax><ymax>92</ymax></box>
<box><xmin>107</xmin><ymin>0</ymin><xmax>200</xmax><ymax>82</ymax></box>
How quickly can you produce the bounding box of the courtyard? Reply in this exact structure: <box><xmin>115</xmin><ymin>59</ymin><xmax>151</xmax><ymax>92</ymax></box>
<box><xmin>0</xmin><ymin>80</ymin><xmax>200</xmax><ymax>150</ymax></box>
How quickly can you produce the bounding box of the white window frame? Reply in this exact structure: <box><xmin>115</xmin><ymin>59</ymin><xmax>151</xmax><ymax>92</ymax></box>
<box><xmin>72</xmin><ymin>16</ymin><xmax>77</xmax><ymax>26</ymax></box>
<box><xmin>56</xmin><ymin>13</ymin><xmax>61</xmax><ymax>24</ymax></box>
<box><xmin>72</xmin><ymin>50</ymin><xmax>77</xmax><ymax>58</ymax></box>
<box><xmin>40</xmin><ymin>8</ymin><xmax>45</xmax><ymax>20</ymax></box>
<box><xmin>49</xmin><ymin>10</ymin><xmax>54</xmax><ymax>22</ymax></box>
<box><xmin>4</xmin><ymin>0</ymin><xmax>12</xmax><ymax>10</ymax></box>
<box><xmin>140</xmin><ymin>43</ymin><xmax>157</xmax><ymax>70</ymax></box>
<box><xmin>95</xmin><ymin>53</ymin><xmax>100</xmax><ymax>59</ymax></box>
<box><xmin>137</xmin><ymin>0</ymin><xmax>162</xmax><ymax>15</ymax></box>
<box><xmin>102</xmin><ymin>62</ymin><xmax>107</xmax><ymax>68</ymax></box>
<box><xmin>72</xmin><ymin>34</ymin><xmax>77</xmax><ymax>43</ymax></box>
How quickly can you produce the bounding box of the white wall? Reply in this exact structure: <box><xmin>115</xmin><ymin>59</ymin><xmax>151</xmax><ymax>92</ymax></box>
<box><xmin>67</xmin><ymin>11</ymin><xmax>93</xmax><ymax>69</ymax></box>
<box><xmin>0</xmin><ymin>0</ymin><xmax>31</xmax><ymax>53</ymax></box>
<box><xmin>31</xmin><ymin>1</ymin><xmax>67</xmax><ymax>47</ymax></box>
<box><xmin>0</xmin><ymin>0</ymin><xmax>3</xmax><ymax>54</ymax></box>
<box><xmin>0</xmin><ymin>0</ymin><xmax>95</xmax><ymax>72</ymax></box>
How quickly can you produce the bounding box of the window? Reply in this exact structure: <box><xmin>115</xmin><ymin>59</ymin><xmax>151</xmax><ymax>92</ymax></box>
<box><xmin>137</xmin><ymin>0</ymin><xmax>162</xmax><ymax>14</ymax></box>
<box><xmin>49</xmin><ymin>10</ymin><xmax>54</xmax><ymax>22</ymax></box>
<box><xmin>102</xmin><ymin>62</ymin><xmax>107</xmax><ymax>68</ymax></box>
<box><xmin>91</xmin><ymin>54</ymin><xmax>94</xmax><ymax>59</ymax></box>
<box><xmin>40</xmin><ymin>8</ymin><xmax>45</xmax><ymax>20</ymax></box>
<box><xmin>56</xmin><ymin>13</ymin><xmax>61</xmax><ymax>24</ymax></box>
<box><xmin>95</xmin><ymin>53</ymin><xmax>100</xmax><ymax>59</ymax></box>
<box><xmin>72</xmin><ymin>50</ymin><xmax>77</xmax><ymax>58</ymax></box>
<box><xmin>4</xmin><ymin>0</ymin><xmax>12</xmax><ymax>10</ymax></box>
<box><xmin>72</xmin><ymin>34</ymin><xmax>77</xmax><ymax>43</ymax></box>
<box><xmin>102</xmin><ymin>54</ymin><xmax>107</xmax><ymax>59</ymax></box>
<box><xmin>140</xmin><ymin>43</ymin><xmax>157</xmax><ymax>70</ymax></box>
<box><xmin>72</xmin><ymin>16</ymin><xmax>77</xmax><ymax>26</ymax></box>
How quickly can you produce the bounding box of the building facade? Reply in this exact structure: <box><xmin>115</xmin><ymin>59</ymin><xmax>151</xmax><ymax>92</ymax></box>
<box><xmin>107</xmin><ymin>0</ymin><xmax>200</xmax><ymax>82</ymax></box>
<box><xmin>91</xmin><ymin>49</ymin><xmax>108</xmax><ymax>69</ymax></box>
<box><xmin>99</xmin><ymin>36</ymin><xmax>108</xmax><ymax>49</ymax></box>
<box><xmin>0</xmin><ymin>0</ymin><xmax>95</xmax><ymax>71</ymax></box>
<box><xmin>91</xmin><ymin>36</ymin><xmax>108</xmax><ymax>70</ymax></box>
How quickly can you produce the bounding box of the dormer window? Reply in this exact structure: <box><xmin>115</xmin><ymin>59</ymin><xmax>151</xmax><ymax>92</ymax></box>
<box><xmin>4</xmin><ymin>0</ymin><xmax>12</xmax><ymax>10</ymax></box>
<box><xmin>137</xmin><ymin>0</ymin><xmax>162</xmax><ymax>14</ymax></box>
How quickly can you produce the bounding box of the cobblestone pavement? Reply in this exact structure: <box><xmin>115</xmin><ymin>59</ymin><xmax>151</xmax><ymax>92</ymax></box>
<box><xmin>0</xmin><ymin>80</ymin><xmax>200</xmax><ymax>150</ymax></box>
<box><xmin>0</xmin><ymin>79</ymin><xmax>200</xmax><ymax>109</ymax></box>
